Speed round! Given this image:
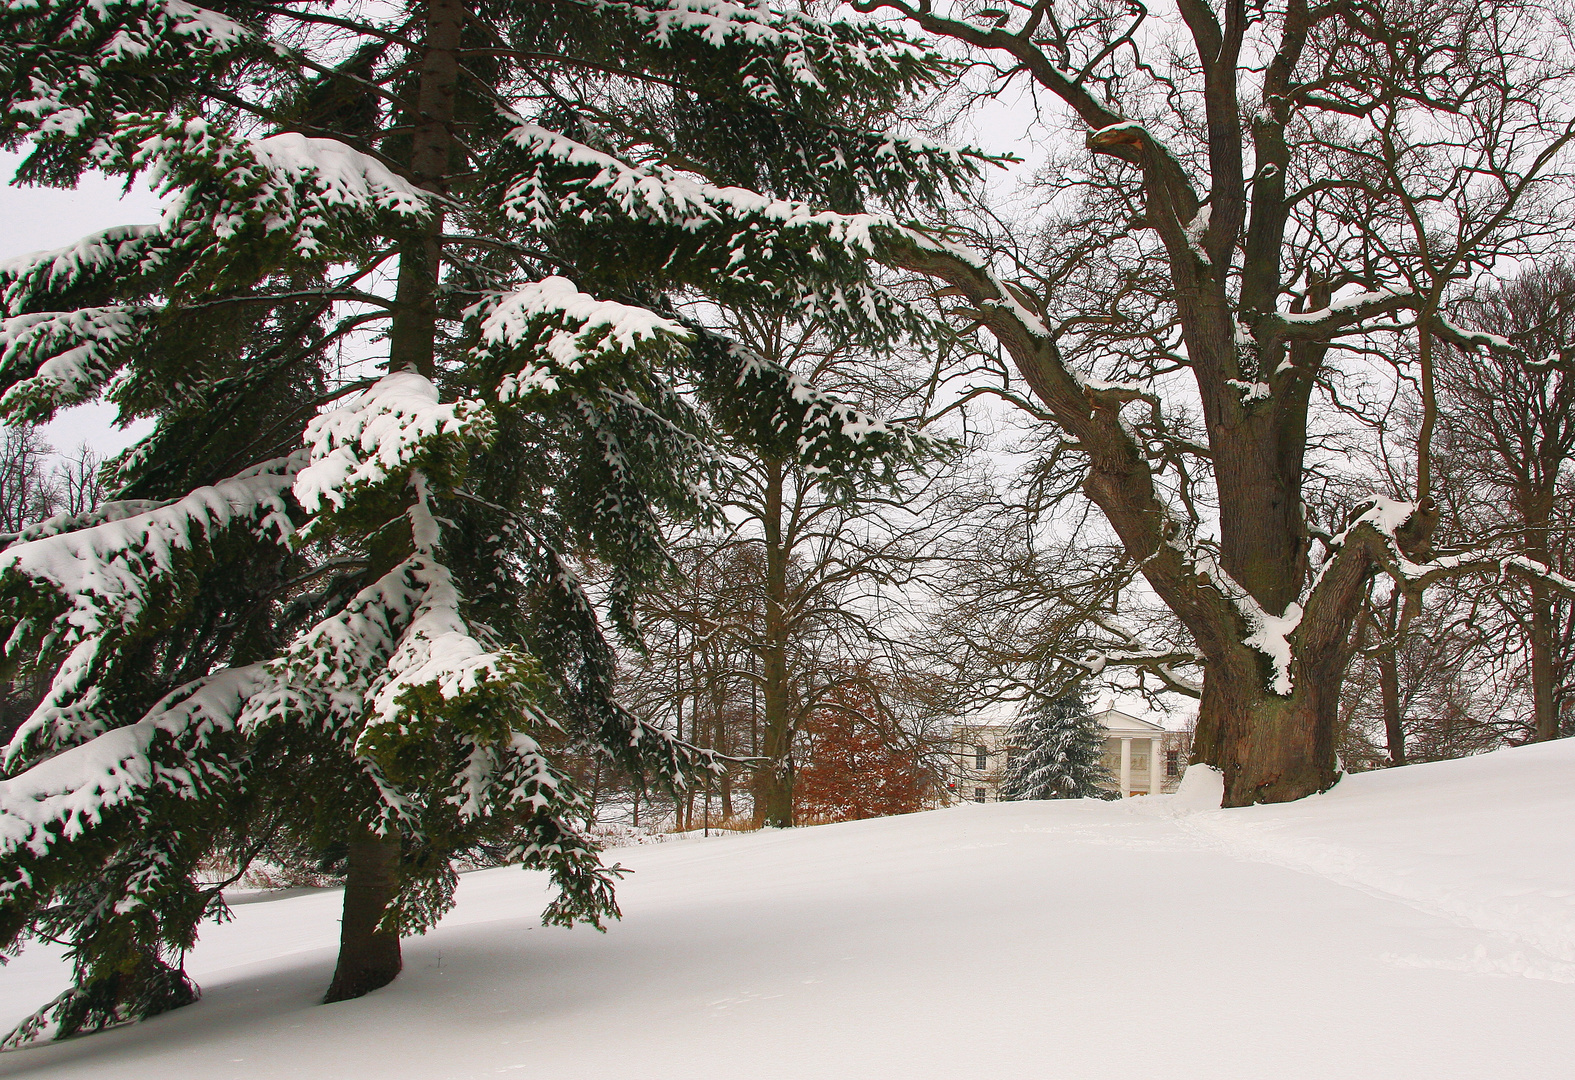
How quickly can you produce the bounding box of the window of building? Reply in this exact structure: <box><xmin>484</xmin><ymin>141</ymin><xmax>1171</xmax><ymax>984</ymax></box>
<box><xmin>975</xmin><ymin>745</ymin><xmax>989</xmax><ymax>769</ymax></box>
<box><xmin>974</xmin><ymin>787</ymin><xmax>987</xmax><ymax>803</ymax></box>
<box><xmin>1166</xmin><ymin>750</ymin><xmax>1180</xmax><ymax>777</ymax></box>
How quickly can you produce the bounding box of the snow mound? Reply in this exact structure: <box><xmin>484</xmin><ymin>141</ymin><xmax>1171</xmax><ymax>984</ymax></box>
<box><xmin>1</xmin><ymin>741</ymin><xmax>1573</xmax><ymax>1080</ymax></box>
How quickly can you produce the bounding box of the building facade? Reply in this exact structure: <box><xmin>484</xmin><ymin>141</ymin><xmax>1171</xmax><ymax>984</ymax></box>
<box><xmin>951</xmin><ymin>708</ymin><xmax>1191</xmax><ymax>802</ymax></box>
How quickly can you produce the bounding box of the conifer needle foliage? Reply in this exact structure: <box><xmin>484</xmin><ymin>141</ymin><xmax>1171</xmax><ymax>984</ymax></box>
<box><xmin>0</xmin><ymin>0</ymin><xmax>983</xmax><ymax>1037</ymax></box>
<box><xmin>1000</xmin><ymin>691</ymin><xmax>1116</xmax><ymax>802</ymax></box>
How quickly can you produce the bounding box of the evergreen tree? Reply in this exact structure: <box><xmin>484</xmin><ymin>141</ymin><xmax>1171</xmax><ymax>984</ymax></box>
<box><xmin>0</xmin><ymin>0</ymin><xmax>982</xmax><ymax>1039</ymax></box>
<box><xmin>999</xmin><ymin>690</ymin><xmax>1115</xmax><ymax>801</ymax></box>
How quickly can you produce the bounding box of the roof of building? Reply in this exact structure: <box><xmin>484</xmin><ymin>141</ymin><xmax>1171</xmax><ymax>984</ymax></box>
<box><xmin>1089</xmin><ymin>708</ymin><xmax>1167</xmax><ymax>734</ymax></box>
<box><xmin>954</xmin><ymin>707</ymin><xmax>1171</xmax><ymax>737</ymax></box>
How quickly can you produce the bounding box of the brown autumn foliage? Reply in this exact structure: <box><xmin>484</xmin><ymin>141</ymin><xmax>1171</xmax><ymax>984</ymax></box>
<box><xmin>795</xmin><ymin>681</ymin><xmax>928</xmax><ymax>823</ymax></box>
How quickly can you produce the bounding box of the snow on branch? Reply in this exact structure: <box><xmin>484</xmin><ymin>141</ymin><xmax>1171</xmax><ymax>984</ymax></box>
<box><xmin>0</xmin><ymin>498</ymin><xmax>165</xmax><ymax>547</ymax></box>
<box><xmin>275</xmin><ymin>558</ymin><xmax>424</xmax><ymax>704</ymax></box>
<box><xmin>295</xmin><ymin>373</ymin><xmax>491</xmax><ymax>516</ymax></box>
<box><xmin>505</xmin><ymin>123</ymin><xmax>888</xmax><ymax>249</ymax></box>
<box><xmin>243</xmin><ymin>134</ymin><xmax>428</xmax><ymax>218</ymax></box>
<box><xmin>471</xmin><ymin>277</ymin><xmax>691</xmax><ymax>401</ymax></box>
<box><xmin>0</xmin><ymin>226</ymin><xmax>163</xmax><ymax>316</ymax></box>
<box><xmin>130</xmin><ymin>0</ymin><xmax>253</xmax><ymax>51</ymax></box>
<box><xmin>1343</xmin><ymin>501</ymin><xmax>1575</xmax><ymax>597</ymax></box>
<box><xmin>1429</xmin><ymin>311</ymin><xmax>1516</xmax><ymax>354</ymax></box>
<box><xmin>0</xmin><ymin>462</ymin><xmax>298</xmax><ymax>763</ymax></box>
<box><xmin>1191</xmin><ymin>554</ymin><xmax>1303</xmax><ymax>697</ymax></box>
<box><xmin>107</xmin><ymin>120</ymin><xmax>429</xmax><ymax>276</ymax></box>
<box><xmin>598</xmin><ymin>0</ymin><xmax>935</xmax><ymax>97</ymax></box>
<box><xmin>1330</xmin><ymin>495</ymin><xmax>1419</xmax><ymax>549</ymax></box>
<box><xmin>361</xmin><ymin>549</ymin><xmax>547</xmax><ymax>756</ymax></box>
<box><xmin>1265</xmin><ymin>289</ymin><xmax>1420</xmax><ymax>339</ymax></box>
<box><xmin>0</xmin><ymin>664</ymin><xmax>271</xmax><ymax>865</ymax></box>
<box><xmin>450</xmin><ymin>731</ymin><xmax>568</xmax><ymax>822</ymax></box>
<box><xmin>0</xmin><ymin>306</ymin><xmax>151</xmax><ymax>421</ymax></box>
<box><xmin>4</xmin><ymin>0</ymin><xmax>261</xmax><ymax>158</ymax></box>
<box><xmin>505</xmin><ymin>125</ymin><xmax>935</xmax><ymax>337</ymax></box>
<box><xmin>707</xmin><ymin>334</ymin><xmax>933</xmax><ymax>478</ymax></box>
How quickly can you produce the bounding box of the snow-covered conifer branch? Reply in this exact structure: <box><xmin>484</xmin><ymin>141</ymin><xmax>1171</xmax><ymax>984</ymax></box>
<box><xmin>91</xmin><ymin>120</ymin><xmax>430</xmax><ymax>291</ymax></box>
<box><xmin>295</xmin><ymin>373</ymin><xmax>491</xmax><ymax>518</ymax></box>
<box><xmin>0</xmin><ymin>226</ymin><xmax>164</xmax><ymax>316</ymax></box>
<box><xmin>471</xmin><ymin>277</ymin><xmax>692</xmax><ymax>401</ymax></box>
<box><xmin>0</xmin><ymin>464</ymin><xmax>296</xmax><ymax>766</ymax></box>
<box><xmin>0</xmin><ymin>306</ymin><xmax>152</xmax><ymax>421</ymax></box>
<box><xmin>504</xmin><ymin>123</ymin><xmax>888</xmax><ymax>244</ymax></box>
<box><xmin>0</xmin><ymin>664</ymin><xmax>272</xmax><ymax>866</ymax></box>
<box><xmin>594</xmin><ymin>0</ymin><xmax>947</xmax><ymax>99</ymax></box>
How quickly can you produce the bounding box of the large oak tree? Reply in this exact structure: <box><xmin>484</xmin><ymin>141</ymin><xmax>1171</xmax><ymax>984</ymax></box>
<box><xmin>859</xmin><ymin>0</ymin><xmax>1575</xmax><ymax>804</ymax></box>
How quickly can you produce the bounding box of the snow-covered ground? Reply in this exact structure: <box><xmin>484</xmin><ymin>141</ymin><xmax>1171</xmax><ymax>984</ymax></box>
<box><xmin>4</xmin><ymin>740</ymin><xmax>1574</xmax><ymax>1079</ymax></box>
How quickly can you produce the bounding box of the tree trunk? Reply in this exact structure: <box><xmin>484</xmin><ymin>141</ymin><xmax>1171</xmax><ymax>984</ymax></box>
<box><xmin>323</xmin><ymin>832</ymin><xmax>403</xmax><ymax>1003</ymax></box>
<box><xmin>1192</xmin><ymin>650</ymin><xmax>1341</xmax><ymax>806</ymax></box>
<box><xmin>754</xmin><ymin>458</ymin><xmax>794</xmax><ymax>827</ymax></box>
<box><xmin>387</xmin><ymin>0</ymin><xmax>462</xmax><ymax>380</ymax></box>
<box><xmin>321</xmin><ymin>0</ymin><xmax>463</xmax><ymax>1003</ymax></box>
<box><xmin>715</xmin><ymin>713</ymin><xmax>733</xmax><ymax>818</ymax></box>
<box><xmin>1529</xmin><ymin>578</ymin><xmax>1560</xmax><ymax>742</ymax></box>
<box><xmin>1379</xmin><ymin>647</ymin><xmax>1406</xmax><ymax>766</ymax></box>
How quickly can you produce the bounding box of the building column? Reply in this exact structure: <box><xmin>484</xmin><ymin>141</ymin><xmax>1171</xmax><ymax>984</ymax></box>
<box><xmin>1119</xmin><ymin>737</ymin><xmax>1132</xmax><ymax>797</ymax></box>
<box><xmin>1149</xmin><ymin>736</ymin><xmax>1163</xmax><ymax>795</ymax></box>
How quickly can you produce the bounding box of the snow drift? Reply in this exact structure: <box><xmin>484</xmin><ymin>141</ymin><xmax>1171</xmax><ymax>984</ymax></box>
<box><xmin>2</xmin><ymin>739</ymin><xmax>1572</xmax><ymax>1079</ymax></box>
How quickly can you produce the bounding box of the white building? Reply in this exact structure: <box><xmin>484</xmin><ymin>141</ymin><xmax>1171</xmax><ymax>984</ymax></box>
<box><xmin>951</xmin><ymin>708</ymin><xmax>1190</xmax><ymax>802</ymax></box>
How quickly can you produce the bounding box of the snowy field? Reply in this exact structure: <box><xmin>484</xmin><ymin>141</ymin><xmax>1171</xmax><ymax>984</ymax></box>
<box><xmin>3</xmin><ymin>741</ymin><xmax>1574</xmax><ymax>1079</ymax></box>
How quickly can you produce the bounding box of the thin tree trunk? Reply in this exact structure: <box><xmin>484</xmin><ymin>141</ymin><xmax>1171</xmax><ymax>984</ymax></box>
<box><xmin>673</xmin><ymin>665</ymin><xmax>688</xmax><ymax>831</ymax></box>
<box><xmin>1530</xmin><ymin>578</ymin><xmax>1559</xmax><ymax>741</ymax></box>
<box><xmin>755</xmin><ymin>458</ymin><xmax>794</xmax><ymax>827</ymax></box>
<box><xmin>1379</xmin><ymin>648</ymin><xmax>1406</xmax><ymax>766</ymax></box>
<box><xmin>323</xmin><ymin>831</ymin><xmax>402</xmax><ymax>1003</ymax></box>
<box><xmin>585</xmin><ymin>756</ymin><xmax>602</xmax><ymax>827</ymax></box>
<box><xmin>718</xmin><ymin>720</ymin><xmax>733</xmax><ymax>819</ymax></box>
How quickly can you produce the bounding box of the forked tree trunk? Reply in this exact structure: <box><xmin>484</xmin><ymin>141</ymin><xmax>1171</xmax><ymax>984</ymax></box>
<box><xmin>323</xmin><ymin>832</ymin><xmax>403</xmax><ymax>1003</ymax></box>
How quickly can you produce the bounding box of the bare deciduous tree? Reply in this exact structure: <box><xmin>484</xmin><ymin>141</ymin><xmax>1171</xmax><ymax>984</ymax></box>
<box><xmin>0</xmin><ymin>426</ymin><xmax>56</xmax><ymax>534</ymax></box>
<box><xmin>1434</xmin><ymin>266</ymin><xmax>1575</xmax><ymax>743</ymax></box>
<box><xmin>856</xmin><ymin>0</ymin><xmax>1575</xmax><ymax>804</ymax></box>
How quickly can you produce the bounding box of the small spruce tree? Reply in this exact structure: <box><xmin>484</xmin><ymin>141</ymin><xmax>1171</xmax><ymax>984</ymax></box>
<box><xmin>999</xmin><ymin>690</ymin><xmax>1116</xmax><ymax>801</ymax></box>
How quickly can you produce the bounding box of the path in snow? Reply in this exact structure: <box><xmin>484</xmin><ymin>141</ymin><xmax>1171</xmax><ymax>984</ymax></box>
<box><xmin>2</xmin><ymin>741</ymin><xmax>1573</xmax><ymax>1079</ymax></box>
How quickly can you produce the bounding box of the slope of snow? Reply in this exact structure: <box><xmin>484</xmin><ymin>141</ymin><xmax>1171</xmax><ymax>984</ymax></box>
<box><xmin>3</xmin><ymin>740</ymin><xmax>1574</xmax><ymax>1079</ymax></box>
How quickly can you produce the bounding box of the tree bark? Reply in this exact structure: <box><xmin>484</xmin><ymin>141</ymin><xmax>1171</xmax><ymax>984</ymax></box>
<box><xmin>1188</xmin><ymin>647</ymin><xmax>1343</xmax><ymax>804</ymax></box>
<box><xmin>387</xmin><ymin>0</ymin><xmax>463</xmax><ymax>380</ymax></box>
<box><xmin>323</xmin><ymin>831</ymin><xmax>403</xmax><ymax>1003</ymax></box>
<box><xmin>754</xmin><ymin>457</ymin><xmax>795</xmax><ymax>827</ymax></box>
<box><xmin>1379</xmin><ymin>648</ymin><xmax>1406</xmax><ymax>766</ymax></box>
<box><xmin>1529</xmin><ymin>578</ymin><xmax>1560</xmax><ymax>741</ymax></box>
